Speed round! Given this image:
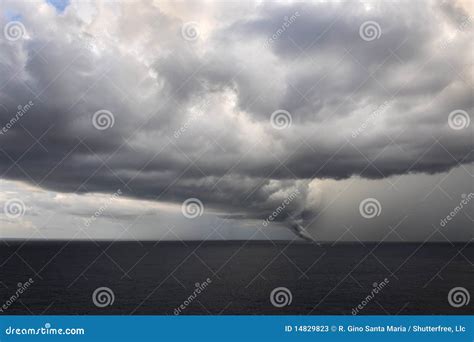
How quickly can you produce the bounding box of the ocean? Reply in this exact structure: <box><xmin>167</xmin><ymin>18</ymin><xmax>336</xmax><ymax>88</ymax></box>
<box><xmin>0</xmin><ymin>241</ymin><xmax>472</xmax><ymax>315</ymax></box>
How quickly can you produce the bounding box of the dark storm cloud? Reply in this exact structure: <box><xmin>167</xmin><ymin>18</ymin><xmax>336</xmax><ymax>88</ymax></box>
<box><xmin>0</xmin><ymin>0</ymin><xmax>472</xmax><ymax>224</ymax></box>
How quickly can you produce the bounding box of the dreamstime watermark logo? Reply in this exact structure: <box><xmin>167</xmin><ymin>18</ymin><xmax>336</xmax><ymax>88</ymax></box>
<box><xmin>351</xmin><ymin>100</ymin><xmax>391</xmax><ymax>138</ymax></box>
<box><xmin>440</xmin><ymin>193</ymin><xmax>473</xmax><ymax>228</ymax></box>
<box><xmin>0</xmin><ymin>101</ymin><xmax>35</xmax><ymax>136</ymax></box>
<box><xmin>4</xmin><ymin>323</ymin><xmax>85</xmax><ymax>336</ymax></box>
<box><xmin>359</xmin><ymin>21</ymin><xmax>381</xmax><ymax>41</ymax></box>
<box><xmin>448</xmin><ymin>110</ymin><xmax>470</xmax><ymax>130</ymax></box>
<box><xmin>92</xmin><ymin>109</ymin><xmax>115</xmax><ymax>131</ymax></box>
<box><xmin>4</xmin><ymin>198</ymin><xmax>26</xmax><ymax>219</ymax></box>
<box><xmin>173</xmin><ymin>277</ymin><xmax>212</xmax><ymax>315</ymax></box>
<box><xmin>83</xmin><ymin>27</ymin><xmax>113</xmax><ymax>50</ymax></box>
<box><xmin>4</xmin><ymin>21</ymin><xmax>26</xmax><ymax>41</ymax></box>
<box><xmin>173</xmin><ymin>112</ymin><xmax>202</xmax><ymax>139</ymax></box>
<box><xmin>270</xmin><ymin>287</ymin><xmax>292</xmax><ymax>308</ymax></box>
<box><xmin>92</xmin><ymin>287</ymin><xmax>115</xmax><ymax>308</ymax></box>
<box><xmin>352</xmin><ymin>278</ymin><xmax>390</xmax><ymax>315</ymax></box>
<box><xmin>359</xmin><ymin>198</ymin><xmax>381</xmax><ymax>219</ymax></box>
<box><xmin>173</xmin><ymin>99</ymin><xmax>210</xmax><ymax>139</ymax></box>
<box><xmin>457</xmin><ymin>15</ymin><xmax>472</xmax><ymax>31</ymax></box>
<box><xmin>270</xmin><ymin>109</ymin><xmax>292</xmax><ymax>130</ymax></box>
<box><xmin>0</xmin><ymin>278</ymin><xmax>34</xmax><ymax>313</ymax></box>
<box><xmin>83</xmin><ymin>189</ymin><xmax>122</xmax><ymax>227</ymax></box>
<box><xmin>181</xmin><ymin>198</ymin><xmax>204</xmax><ymax>219</ymax></box>
<box><xmin>181</xmin><ymin>22</ymin><xmax>200</xmax><ymax>41</ymax></box>
<box><xmin>439</xmin><ymin>15</ymin><xmax>472</xmax><ymax>50</ymax></box>
<box><xmin>263</xmin><ymin>11</ymin><xmax>300</xmax><ymax>48</ymax></box>
<box><xmin>262</xmin><ymin>189</ymin><xmax>300</xmax><ymax>226</ymax></box>
<box><xmin>448</xmin><ymin>287</ymin><xmax>470</xmax><ymax>308</ymax></box>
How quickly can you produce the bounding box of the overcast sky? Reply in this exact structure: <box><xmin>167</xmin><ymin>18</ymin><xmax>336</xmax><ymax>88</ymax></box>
<box><xmin>0</xmin><ymin>0</ymin><xmax>472</xmax><ymax>241</ymax></box>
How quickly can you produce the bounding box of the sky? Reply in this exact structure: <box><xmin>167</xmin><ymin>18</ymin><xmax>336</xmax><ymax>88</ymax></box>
<box><xmin>0</xmin><ymin>0</ymin><xmax>472</xmax><ymax>242</ymax></box>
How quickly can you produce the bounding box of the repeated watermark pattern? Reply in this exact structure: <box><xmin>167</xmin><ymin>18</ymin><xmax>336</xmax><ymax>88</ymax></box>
<box><xmin>0</xmin><ymin>0</ymin><xmax>471</xmax><ymax>318</ymax></box>
<box><xmin>174</xmin><ymin>278</ymin><xmax>212</xmax><ymax>315</ymax></box>
<box><xmin>359</xmin><ymin>198</ymin><xmax>382</xmax><ymax>219</ymax></box>
<box><xmin>83</xmin><ymin>27</ymin><xmax>113</xmax><ymax>50</ymax></box>
<box><xmin>92</xmin><ymin>110</ymin><xmax>115</xmax><ymax>131</ymax></box>
<box><xmin>262</xmin><ymin>189</ymin><xmax>300</xmax><ymax>227</ymax></box>
<box><xmin>270</xmin><ymin>109</ymin><xmax>292</xmax><ymax>130</ymax></box>
<box><xmin>439</xmin><ymin>15</ymin><xmax>472</xmax><ymax>50</ymax></box>
<box><xmin>359</xmin><ymin>21</ymin><xmax>381</xmax><ymax>41</ymax></box>
<box><xmin>3</xmin><ymin>198</ymin><xmax>26</xmax><ymax>219</ymax></box>
<box><xmin>83</xmin><ymin>189</ymin><xmax>122</xmax><ymax>227</ymax></box>
<box><xmin>3</xmin><ymin>21</ymin><xmax>26</xmax><ymax>41</ymax></box>
<box><xmin>439</xmin><ymin>193</ymin><xmax>474</xmax><ymax>228</ymax></box>
<box><xmin>351</xmin><ymin>100</ymin><xmax>391</xmax><ymax>138</ymax></box>
<box><xmin>0</xmin><ymin>278</ymin><xmax>34</xmax><ymax>313</ymax></box>
<box><xmin>270</xmin><ymin>287</ymin><xmax>293</xmax><ymax>308</ymax></box>
<box><xmin>448</xmin><ymin>110</ymin><xmax>471</xmax><ymax>130</ymax></box>
<box><xmin>263</xmin><ymin>11</ymin><xmax>300</xmax><ymax>48</ymax></box>
<box><xmin>0</xmin><ymin>101</ymin><xmax>34</xmax><ymax>135</ymax></box>
<box><xmin>181</xmin><ymin>22</ymin><xmax>200</xmax><ymax>41</ymax></box>
<box><xmin>181</xmin><ymin>198</ymin><xmax>204</xmax><ymax>219</ymax></box>
<box><xmin>351</xmin><ymin>278</ymin><xmax>390</xmax><ymax>315</ymax></box>
<box><xmin>447</xmin><ymin>287</ymin><xmax>470</xmax><ymax>308</ymax></box>
<box><xmin>174</xmin><ymin>111</ymin><xmax>204</xmax><ymax>139</ymax></box>
<box><xmin>92</xmin><ymin>287</ymin><xmax>115</xmax><ymax>308</ymax></box>
<box><xmin>174</xmin><ymin>99</ymin><xmax>210</xmax><ymax>139</ymax></box>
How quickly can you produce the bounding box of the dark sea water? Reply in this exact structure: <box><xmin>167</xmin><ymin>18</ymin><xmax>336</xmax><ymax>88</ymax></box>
<box><xmin>0</xmin><ymin>241</ymin><xmax>472</xmax><ymax>315</ymax></box>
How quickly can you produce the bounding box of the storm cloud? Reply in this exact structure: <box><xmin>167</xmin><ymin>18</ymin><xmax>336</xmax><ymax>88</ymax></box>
<box><xmin>0</xmin><ymin>0</ymin><xmax>472</xmax><ymax>239</ymax></box>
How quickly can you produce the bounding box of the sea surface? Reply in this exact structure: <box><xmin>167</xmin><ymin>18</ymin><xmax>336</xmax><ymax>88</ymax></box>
<box><xmin>0</xmin><ymin>241</ymin><xmax>472</xmax><ymax>315</ymax></box>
